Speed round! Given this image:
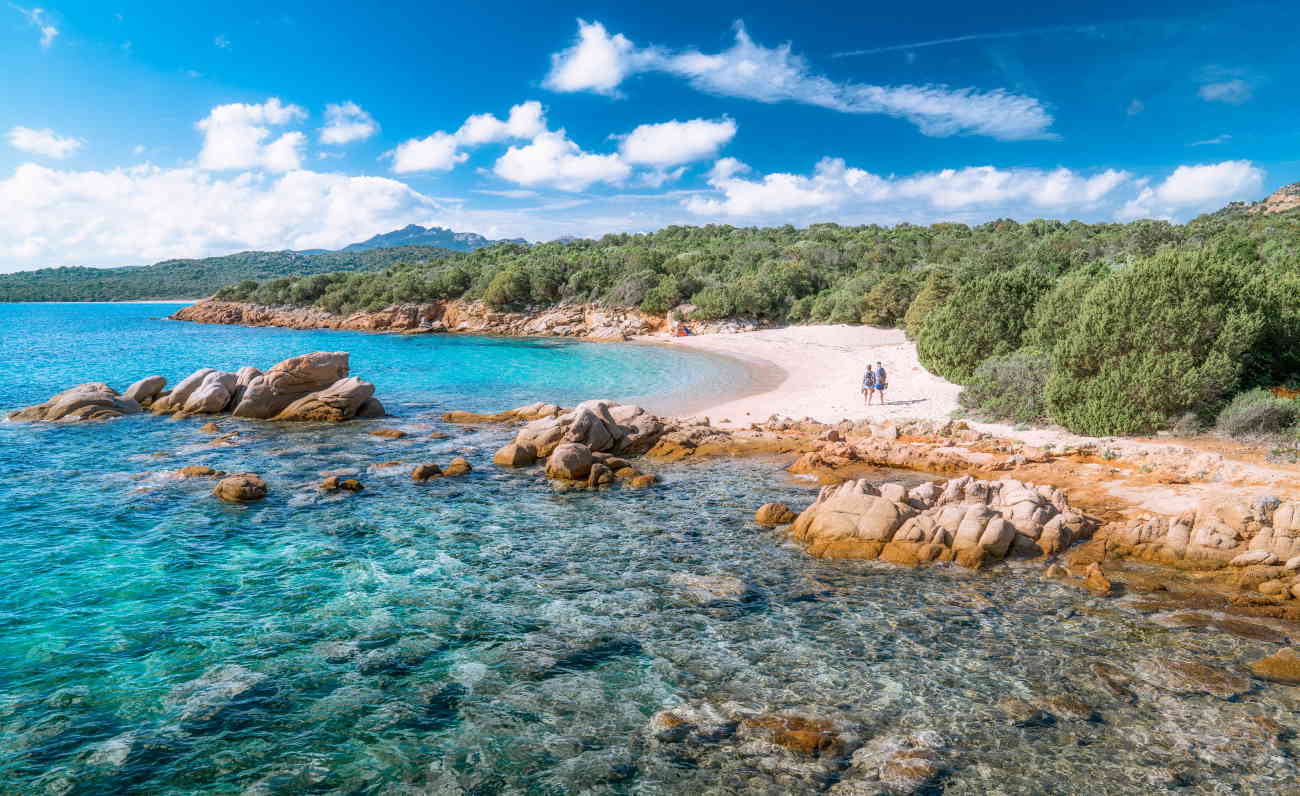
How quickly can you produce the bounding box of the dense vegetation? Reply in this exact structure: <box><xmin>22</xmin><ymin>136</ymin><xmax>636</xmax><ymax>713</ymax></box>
<box><xmin>0</xmin><ymin>246</ymin><xmax>451</xmax><ymax>302</ymax></box>
<box><xmin>211</xmin><ymin>202</ymin><xmax>1300</xmax><ymax>438</ymax></box>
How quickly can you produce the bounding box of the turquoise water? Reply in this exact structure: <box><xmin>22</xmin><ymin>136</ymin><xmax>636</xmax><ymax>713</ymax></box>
<box><xmin>1</xmin><ymin>304</ymin><xmax>1297</xmax><ymax>794</ymax></box>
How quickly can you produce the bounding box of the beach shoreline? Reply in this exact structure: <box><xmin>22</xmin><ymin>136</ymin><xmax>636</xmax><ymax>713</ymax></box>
<box><xmin>644</xmin><ymin>325</ymin><xmax>963</xmax><ymax>428</ymax></box>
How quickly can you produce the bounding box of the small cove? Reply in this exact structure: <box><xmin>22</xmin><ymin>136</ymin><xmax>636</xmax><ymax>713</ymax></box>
<box><xmin>0</xmin><ymin>303</ymin><xmax>1297</xmax><ymax>793</ymax></box>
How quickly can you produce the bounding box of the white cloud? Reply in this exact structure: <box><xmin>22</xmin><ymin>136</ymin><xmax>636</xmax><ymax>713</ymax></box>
<box><xmin>456</xmin><ymin>101</ymin><xmax>546</xmax><ymax>145</ymax></box>
<box><xmin>214</xmin><ymin>34</ymin><xmax>230</xmax><ymax>49</ymax></box>
<box><xmin>1191</xmin><ymin>133</ymin><xmax>1231</xmax><ymax>146</ymax></box>
<box><xmin>619</xmin><ymin>118</ymin><xmax>736</xmax><ymax>167</ymax></box>
<box><xmin>687</xmin><ymin>157</ymin><xmax>1133</xmax><ymax>218</ymax></box>
<box><xmin>1116</xmin><ymin>161</ymin><xmax>1263</xmax><ymax>220</ymax></box>
<box><xmin>0</xmin><ymin>163</ymin><xmax>444</xmax><ymax>269</ymax></box>
<box><xmin>542</xmin><ymin>20</ymin><xmax>658</xmax><ymax>96</ymax></box>
<box><xmin>389</xmin><ymin>132</ymin><xmax>466</xmax><ymax>173</ymax></box>
<box><xmin>388</xmin><ymin>101</ymin><xmax>546</xmax><ymax>174</ymax></box>
<box><xmin>196</xmin><ymin>98</ymin><xmax>307</xmax><ymax>172</ymax></box>
<box><xmin>1198</xmin><ymin>79</ymin><xmax>1251</xmax><ymax>104</ymax></box>
<box><xmin>320</xmin><ymin>102</ymin><xmax>379</xmax><ymax>145</ymax></box>
<box><xmin>493</xmin><ymin>130</ymin><xmax>631</xmax><ymax>191</ymax></box>
<box><xmin>544</xmin><ymin>20</ymin><xmax>1055</xmax><ymax>141</ymax></box>
<box><xmin>7</xmin><ymin>126</ymin><xmax>83</xmax><ymax>159</ymax></box>
<box><xmin>14</xmin><ymin>5</ymin><xmax>58</xmax><ymax>48</ymax></box>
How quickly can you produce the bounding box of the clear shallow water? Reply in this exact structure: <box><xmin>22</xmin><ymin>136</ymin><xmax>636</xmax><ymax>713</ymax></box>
<box><xmin>1</xmin><ymin>304</ymin><xmax>1297</xmax><ymax>794</ymax></box>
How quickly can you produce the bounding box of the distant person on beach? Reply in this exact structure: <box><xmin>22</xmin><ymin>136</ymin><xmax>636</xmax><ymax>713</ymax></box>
<box><xmin>862</xmin><ymin>364</ymin><xmax>877</xmax><ymax>405</ymax></box>
<box><xmin>875</xmin><ymin>361</ymin><xmax>888</xmax><ymax>405</ymax></box>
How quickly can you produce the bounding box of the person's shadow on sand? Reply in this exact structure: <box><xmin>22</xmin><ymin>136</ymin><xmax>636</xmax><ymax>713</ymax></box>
<box><xmin>883</xmin><ymin>398</ymin><xmax>927</xmax><ymax>406</ymax></box>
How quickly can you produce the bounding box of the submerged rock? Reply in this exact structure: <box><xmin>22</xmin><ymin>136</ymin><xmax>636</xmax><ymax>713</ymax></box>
<box><xmin>165</xmin><ymin>664</ymin><xmax>271</xmax><ymax>729</ymax></box>
<box><xmin>443</xmin><ymin>457</ymin><xmax>472</xmax><ymax>477</ymax></box>
<box><xmin>9</xmin><ymin>382</ymin><xmax>141</xmax><ymax>422</ymax></box>
<box><xmin>1248</xmin><ymin>647</ymin><xmax>1300</xmax><ymax>684</ymax></box>
<box><xmin>213</xmin><ymin>473</ymin><xmax>268</xmax><ymax>503</ymax></box>
<box><xmin>668</xmin><ymin>573</ymin><xmax>756</xmax><ymax>604</ymax></box>
<box><xmin>831</xmin><ymin>730</ymin><xmax>946</xmax><ymax>795</ymax></box>
<box><xmin>411</xmin><ymin>463</ymin><xmax>442</xmax><ymax>481</ymax></box>
<box><xmin>1131</xmin><ymin>656</ymin><xmax>1251</xmax><ymax>699</ymax></box>
<box><xmin>755</xmin><ymin>502</ymin><xmax>798</xmax><ymax>527</ymax></box>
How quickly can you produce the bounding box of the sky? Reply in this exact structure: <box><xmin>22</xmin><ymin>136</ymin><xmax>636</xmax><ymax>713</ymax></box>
<box><xmin>1</xmin><ymin>0</ymin><xmax>1297</xmax><ymax>271</ymax></box>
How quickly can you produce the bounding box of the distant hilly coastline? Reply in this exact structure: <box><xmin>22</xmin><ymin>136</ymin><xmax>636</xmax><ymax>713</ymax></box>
<box><xmin>0</xmin><ymin>226</ymin><xmax>526</xmax><ymax>302</ymax></box>
<box><xmin>340</xmin><ymin>224</ymin><xmax>527</xmax><ymax>252</ymax></box>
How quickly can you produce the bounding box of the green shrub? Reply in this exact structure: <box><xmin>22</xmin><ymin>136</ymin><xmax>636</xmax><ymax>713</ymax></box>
<box><xmin>482</xmin><ymin>267</ymin><xmax>531</xmax><ymax>309</ymax></box>
<box><xmin>957</xmin><ymin>349</ymin><xmax>1052</xmax><ymax>424</ymax></box>
<box><xmin>1045</xmin><ymin>251</ymin><xmax>1264</xmax><ymax>436</ymax></box>
<box><xmin>915</xmin><ymin>266</ymin><xmax>1054</xmax><ymax>383</ymax></box>
<box><xmin>861</xmin><ymin>272</ymin><xmax>921</xmax><ymax>327</ymax></box>
<box><xmin>1215</xmin><ymin>389</ymin><xmax>1300</xmax><ymax>438</ymax></box>
<box><xmin>1022</xmin><ymin>264</ymin><xmax>1110</xmax><ymax>353</ymax></box>
<box><xmin>902</xmin><ymin>271</ymin><xmax>951</xmax><ymax>339</ymax></box>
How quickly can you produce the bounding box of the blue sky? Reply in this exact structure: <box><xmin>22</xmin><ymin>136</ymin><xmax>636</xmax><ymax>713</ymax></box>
<box><xmin>1</xmin><ymin>0</ymin><xmax>1296</xmax><ymax>270</ymax></box>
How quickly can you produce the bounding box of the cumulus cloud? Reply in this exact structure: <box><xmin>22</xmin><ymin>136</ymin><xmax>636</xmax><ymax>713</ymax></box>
<box><xmin>388</xmin><ymin>101</ymin><xmax>546</xmax><ymax>174</ymax></box>
<box><xmin>1198</xmin><ymin>78</ymin><xmax>1252</xmax><ymax>104</ymax></box>
<box><xmin>0</xmin><ymin>163</ymin><xmax>444</xmax><ymax>269</ymax></box>
<box><xmin>686</xmin><ymin>157</ymin><xmax>1139</xmax><ymax>218</ymax></box>
<box><xmin>196</xmin><ymin>98</ymin><xmax>308</xmax><ymax>172</ymax></box>
<box><xmin>14</xmin><ymin>5</ymin><xmax>58</xmax><ymax>48</ymax></box>
<box><xmin>1119</xmin><ymin>160</ymin><xmax>1265</xmax><ymax>219</ymax></box>
<box><xmin>389</xmin><ymin>131</ymin><xmax>466</xmax><ymax>173</ymax></box>
<box><xmin>320</xmin><ymin>102</ymin><xmax>379</xmax><ymax>145</ymax></box>
<box><xmin>7</xmin><ymin>126</ymin><xmax>83</xmax><ymax>158</ymax></box>
<box><xmin>456</xmin><ymin>101</ymin><xmax>546</xmax><ymax>145</ymax></box>
<box><xmin>493</xmin><ymin>130</ymin><xmax>631</xmax><ymax>191</ymax></box>
<box><xmin>543</xmin><ymin>21</ymin><xmax>660</xmax><ymax>96</ymax></box>
<box><xmin>619</xmin><ymin>118</ymin><xmax>736</xmax><ymax>167</ymax></box>
<box><xmin>544</xmin><ymin>20</ymin><xmax>1055</xmax><ymax>141</ymax></box>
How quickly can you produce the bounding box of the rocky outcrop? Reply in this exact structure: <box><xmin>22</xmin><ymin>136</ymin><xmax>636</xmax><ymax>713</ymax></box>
<box><xmin>172</xmin><ymin>300</ymin><xmax>670</xmax><ymax>341</ymax></box>
<box><xmin>1249</xmin><ymin>182</ymin><xmax>1300</xmax><ymax>215</ymax></box>
<box><xmin>273</xmin><ymin>376</ymin><xmax>375</xmax><ymax>422</ymax></box>
<box><xmin>12</xmin><ymin>351</ymin><xmax>384</xmax><ymax>425</ymax></box>
<box><xmin>512</xmin><ymin>399</ymin><xmax>665</xmax><ymax>458</ymax></box>
<box><xmin>123</xmin><ymin>376</ymin><xmax>166</xmax><ymax>406</ymax></box>
<box><xmin>150</xmin><ymin>368</ymin><xmax>217</xmax><ymax>414</ymax></box>
<box><xmin>8</xmin><ymin>383</ymin><xmax>141</xmax><ymax>422</ymax></box>
<box><xmin>233</xmin><ymin>351</ymin><xmax>349</xmax><ymax>419</ymax></box>
<box><xmin>788</xmin><ymin>475</ymin><xmax>1095</xmax><ymax>568</ymax></box>
<box><xmin>181</xmin><ymin>370</ymin><xmax>237</xmax><ymax>414</ymax></box>
<box><xmin>1103</xmin><ymin>496</ymin><xmax>1300</xmax><ymax>569</ymax></box>
<box><xmin>443</xmin><ymin>402</ymin><xmax>565</xmax><ymax>424</ymax></box>
<box><xmin>493</xmin><ymin>442</ymin><xmax>538</xmax><ymax>467</ymax></box>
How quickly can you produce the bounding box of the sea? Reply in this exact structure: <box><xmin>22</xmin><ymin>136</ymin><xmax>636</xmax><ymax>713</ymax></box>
<box><xmin>0</xmin><ymin>303</ymin><xmax>1294</xmax><ymax>794</ymax></box>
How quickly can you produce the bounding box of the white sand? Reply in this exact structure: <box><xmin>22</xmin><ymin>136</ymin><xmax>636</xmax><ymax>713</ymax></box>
<box><xmin>648</xmin><ymin>325</ymin><xmax>963</xmax><ymax>427</ymax></box>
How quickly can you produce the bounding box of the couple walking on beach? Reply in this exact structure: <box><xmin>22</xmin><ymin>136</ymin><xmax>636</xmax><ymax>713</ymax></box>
<box><xmin>861</xmin><ymin>361</ymin><xmax>888</xmax><ymax>406</ymax></box>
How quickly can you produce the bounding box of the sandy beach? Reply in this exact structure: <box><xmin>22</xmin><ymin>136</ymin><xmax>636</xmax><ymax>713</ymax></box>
<box><xmin>649</xmin><ymin>325</ymin><xmax>963</xmax><ymax>428</ymax></box>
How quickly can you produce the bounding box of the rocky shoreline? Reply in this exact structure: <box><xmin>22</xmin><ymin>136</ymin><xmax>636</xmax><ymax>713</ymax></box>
<box><xmin>169</xmin><ymin>299</ymin><xmax>765</xmax><ymax>341</ymax></box>
<box><xmin>444</xmin><ymin>402</ymin><xmax>1300</xmax><ymax>625</ymax></box>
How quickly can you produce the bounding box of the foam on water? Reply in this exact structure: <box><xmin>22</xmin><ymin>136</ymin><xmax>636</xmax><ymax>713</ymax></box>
<box><xmin>0</xmin><ymin>304</ymin><xmax>1297</xmax><ymax>793</ymax></box>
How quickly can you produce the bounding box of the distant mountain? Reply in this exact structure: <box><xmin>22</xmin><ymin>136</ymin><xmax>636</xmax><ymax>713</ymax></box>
<box><xmin>0</xmin><ymin>245</ymin><xmax>452</xmax><ymax>302</ymax></box>
<box><xmin>341</xmin><ymin>224</ymin><xmax>526</xmax><ymax>252</ymax></box>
